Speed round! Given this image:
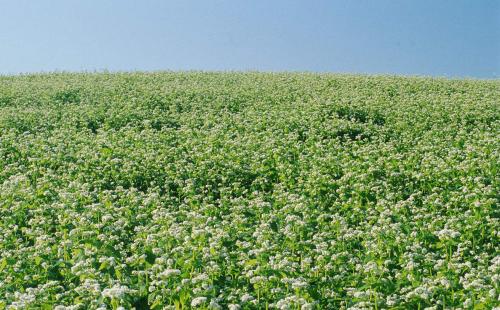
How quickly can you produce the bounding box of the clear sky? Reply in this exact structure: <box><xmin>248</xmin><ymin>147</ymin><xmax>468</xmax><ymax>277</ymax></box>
<box><xmin>1</xmin><ymin>0</ymin><xmax>499</xmax><ymax>77</ymax></box>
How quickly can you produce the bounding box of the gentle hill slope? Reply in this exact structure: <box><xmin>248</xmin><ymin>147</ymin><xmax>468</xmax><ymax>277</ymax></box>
<box><xmin>0</xmin><ymin>72</ymin><xmax>499</xmax><ymax>309</ymax></box>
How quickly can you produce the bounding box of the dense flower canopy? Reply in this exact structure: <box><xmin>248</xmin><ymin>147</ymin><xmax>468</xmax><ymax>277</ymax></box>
<box><xmin>0</xmin><ymin>72</ymin><xmax>498</xmax><ymax>309</ymax></box>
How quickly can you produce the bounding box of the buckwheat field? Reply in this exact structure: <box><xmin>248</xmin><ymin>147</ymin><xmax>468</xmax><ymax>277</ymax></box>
<box><xmin>0</xmin><ymin>72</ymin><xmax>498</xmax><ymax>309</ymax></box>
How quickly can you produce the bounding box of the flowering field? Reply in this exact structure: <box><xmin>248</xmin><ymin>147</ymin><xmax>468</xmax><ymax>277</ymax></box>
<box><xmin>0</xmin><ymin>72</ymin><xmax>498</xmax><ymax>309</ymax></box>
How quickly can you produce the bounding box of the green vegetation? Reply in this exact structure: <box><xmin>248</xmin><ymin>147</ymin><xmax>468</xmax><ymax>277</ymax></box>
<box><xmin>0</xmin><ymin>72</ymin><xmax>498</xmax><ymax>309</ymax></box>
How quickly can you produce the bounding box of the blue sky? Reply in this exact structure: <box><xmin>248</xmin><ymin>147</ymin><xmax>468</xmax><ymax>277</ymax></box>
<box><xmin>1</xmin><ymin>0</ymin><xmax>499</xmax><ymax>77</ymax></box>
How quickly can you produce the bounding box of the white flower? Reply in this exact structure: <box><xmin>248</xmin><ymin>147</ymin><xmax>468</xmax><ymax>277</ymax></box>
<box><xmin>102</xmin><ymin>285</ymin><xmax>130</xmax><ymax>299</ymax></box>
<box><xmin>241</xmin><ymin>293</ymin><xmax>254</xmax><ymax>302</ymax></box>
<box><xmin>191</xmin><ymin>297</ymin><xmax>207</xmax><ymax>307</ymax></box>
<box><xmin>159</xmin><ymin>268</ymin><xmax>181</xmax><ymax>278</ymax></box>
<box><xmin>209</xmin><ymin>299</ymin><xmax>222</xmax><ymax>309</ymax></box>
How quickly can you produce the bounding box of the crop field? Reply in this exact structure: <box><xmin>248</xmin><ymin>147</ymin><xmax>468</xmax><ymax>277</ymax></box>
<box><xmin>0</xmin><ymin>72</ymin><xmax>498</xmax><ymax>309</ymax></box>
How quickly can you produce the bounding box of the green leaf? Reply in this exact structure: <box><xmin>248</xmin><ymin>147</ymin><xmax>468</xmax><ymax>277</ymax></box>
<box><xmin>34</xmin><ymin>256</ymin><xmax>42</xmax><ymax>266</ymax></box>
<box><xmin>99</xmin><ymin>261</ymin><xmax>109</xmax><ymax>270</ymax></box>
<box><xmin>245</xmin><ymin>259</ymin><xmax>258</xmax><ymax>267</ymax></box>
<box><xmin>41</xmin><ymin>304</ymin><xmax>52</xmax><ymax>310</ymax></box>
<box><xmin>0</xmin><ymin>258</ymin><xmax>7</xmax><ymax>272</ymax></box>
<box><xmin>151</xmin><ymin>299</ymin><xmax>162</xmax><ymax>309</ymax></box>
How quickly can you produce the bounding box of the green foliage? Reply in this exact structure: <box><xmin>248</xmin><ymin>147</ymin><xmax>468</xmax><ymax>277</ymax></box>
<box><xmin>0</xmin><ymin>72</ymin><xmax>498</xmax><ymax>309</ymax></box>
